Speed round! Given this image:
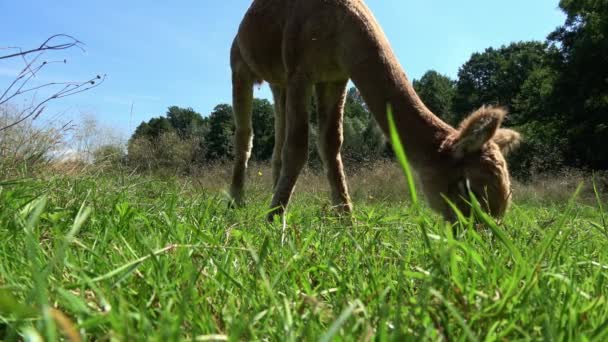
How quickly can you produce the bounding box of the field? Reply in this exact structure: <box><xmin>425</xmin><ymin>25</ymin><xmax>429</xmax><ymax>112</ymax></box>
<box><xmin>1</xmin><ymin>162</ymin><xmax>608</xmax><ymax>341</ymax></box>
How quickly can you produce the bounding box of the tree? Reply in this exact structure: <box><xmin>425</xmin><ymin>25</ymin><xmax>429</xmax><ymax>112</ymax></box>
<box><xmin>128</xmin><ymin>107</ymin><xmax>205</xmax><ymax>170</ymax></box>
<box><xmin>166</xmin><ymin>106</ymin><xmax>207</xmax><ymax>139</ymax></box>
<box><xmin>341</xmin><ymin>86</ymin><xmax>388</xmax><ymax>162</ymax></box>
<box><xmin>413</xmin><ymin>70</ymin><xmax>457</xmax><ymax>124</ymax></box>
<box><xmin>342</xmin><ymin>116</ymin><xmax>366</xmax><ymax>161</ymax></box>
<box><xmin>204</xmin><ymin>104</ymin><xmax>234</xmax><ymax>160</ymax></box>
<box><xmin>547</xmin><ymin>0</ymin><xmax>608</xmax><ymax>168</ymax></box>
<box><xmin>447</xmin><ymin>42</ymin><xmax>563</xmax><ymax>177</ymax></box>
<box><xmin>131</xmin><ymin>106</ymin><xmax>208</xmax><ymax>143</ymax></box>
<box><xmin>251</xmin><ymin>99</ymin><xmax>275</xmax><ymax>161</ymax></box>
<box><xmin>453</xmin><ymin>41</ymin><xmax>550</xmax><ymax>121</ymax></box>
<box><xmin>131</xmin><ymin>116</ymin><xmax>173</xmax><ymax>142</ymax></box>
<box><xmin>344</xmin><ymin>87</ymin><xmax>369</xmax><ymax>120</ymax></box>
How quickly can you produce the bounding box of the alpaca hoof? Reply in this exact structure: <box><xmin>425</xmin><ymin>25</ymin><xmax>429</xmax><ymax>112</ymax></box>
<box><xmin>335</xmin><ymin>202</ymin><xmax>353</xmax><ymax>214</ymax></box>
<box><xmin>228</xmin><ymin>196</ymin><xmax>244</xmax><ymax>209</ymax></box>
<box><xmin>266</xmin><ymin>206</ymin><xmax>284</xmax><ymax>223</ymax></box>
<box><xmin>227</xmin><ymin>200</ymin><xmax>238</xmax><ymax>209</ymax></box>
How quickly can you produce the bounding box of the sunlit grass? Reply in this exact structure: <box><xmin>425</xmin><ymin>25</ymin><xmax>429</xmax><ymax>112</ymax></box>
<box><xmin>0</xmin><ymin>165</ymin><xmax>607</xmax><ymax>340</ymax></box>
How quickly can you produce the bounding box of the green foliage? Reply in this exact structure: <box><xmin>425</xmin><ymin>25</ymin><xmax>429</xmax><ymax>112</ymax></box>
<box><xmin>251</xmin><ymin>99</ymin><xmax>275</xmax><ymax>161</ymax></box>
<box><xmin>453</xmin><ymin>41</ymin><xmax>551</xmax><ymax>121</ymax></box>
<box><xmin>449</xmin><ymin>1</ymin><xmax>607</xmax><ymax>173</ymax></box>
<box><xmin>204</xmin><ymin>104</ymin><xmax>234</xmax><ymax>160</ymax></box>
<box><xmin>128</xmin><ymin>107</ymin><xmax>208</xmax><ymax>172</ymax></box>
<box><xmin>309</xmin><ymin>86</ymin><xmax>388</xmax><ymax>167</ymax></box>
<box><xmin>512</xmin><ymin>66</ymin><xmax>559</xmax><ymax>124</ymax></box>
<box><xmin>166</xmin><ymin>106</ymin><xmax>208</xmax><ymax>139</ymax></box>
<box><xmin>127</xmin><ymin>101</ymin><xmax>277</xmax><ymax>169</ymax></box>
<box><xmin>547</xmin><ymin>0</ymin><xmax>608</xmax><ymax>168</ymax></box>
<box><xmin>413</xmin><ymin>70</ymin><xmax>457</xmax><ymax>124</ymax></box>
<box><xmin>131</xmin><ymin>116</ymin><xmax>174</xmax><ymax>141</ymax></box>
<box><xmin>341</xmin><ymin>87</ymin><xmax>388</xmax><ymax>163</ymax></box>
<box><xmin>131</xmin><ymin>106</ymin><xmax>208</xmax><ymax>143</ymax></box>
<box><xmin>449</xmin><ymin>41</ymin><xmax>569</xmax><ymax>177</ymax></box>
<box><xmin>343</xmin><ymin>87</ymin><xmax>368</xmax><ymax>120</ymax></box>
<box><xmin>509</xmin><ymin>122</ymin><xmax>568</xmax><ymax>179</ymax></box>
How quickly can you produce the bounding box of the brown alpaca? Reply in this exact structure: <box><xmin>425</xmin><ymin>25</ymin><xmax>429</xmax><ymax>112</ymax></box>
<box><xmin>229</xmin><ymin>0</ymin><xmax>521</xmax><ymax>221</ymax></box>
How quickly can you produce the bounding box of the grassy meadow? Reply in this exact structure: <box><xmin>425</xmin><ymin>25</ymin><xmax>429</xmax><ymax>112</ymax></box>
<box><xmin>1</xmin><ymin>0</ymin><xmax>606</xmax><ymax>339</ymax></box>
<box><xmin>0</xmin><ymin>161</ymin><xmax>608</xmax><ymax>340</ymax></box>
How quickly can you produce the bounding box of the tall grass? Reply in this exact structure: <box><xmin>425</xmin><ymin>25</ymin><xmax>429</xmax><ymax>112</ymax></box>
<box><xmin>0</xmin><ymin>156</ymin><xmax>607</xmax><ymax>339</ymax></box>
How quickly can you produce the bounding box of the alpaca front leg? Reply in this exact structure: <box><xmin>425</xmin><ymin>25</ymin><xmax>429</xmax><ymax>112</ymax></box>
<box><xmin>315</xmin><ymin>81</ymin><xmax>352</xmax><ymax>214</ymax></box>
<box><xmin>268</xmin><ymin>78</ymin><xmax>312</xmax><ymax>221</ymax></box>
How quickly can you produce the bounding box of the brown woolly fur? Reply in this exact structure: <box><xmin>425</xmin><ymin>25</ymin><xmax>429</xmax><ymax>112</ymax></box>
<box><xmin>229</xmin><ymin>0</ymin><xmax>521</xmax><ymax>221</ymax></box>
<box><xmin>459</xmin><ymin>106</ymin><xmax>507</xmax><ymax>131</ymax></box>
<box><xmin>494</xmin><ymin>128</ymin><xmax>522</xmax><ymax>156</ymax></box>
<box><xmin>452</xmin><ymin>106</ymin><xmax>507</xmax><ymax>158</ymax></box>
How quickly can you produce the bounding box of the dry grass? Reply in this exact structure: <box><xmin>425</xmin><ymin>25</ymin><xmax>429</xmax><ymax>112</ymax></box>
<box><xmin>183</xmin><ymin>160</ymin><xmax>411</xmax><ymax>205</ymax></box>
<box><xmin>513</xmin><ymin>168</ymin><xmax>608</xmax><ymax>204</ymax></box>
<box><xmin>9</xmin><ymin>157</ymin><xmax>606</xmax><ymax>209</ymax></box>
<box><xmin>195</xmin><ymin>161</ymin><xmax>607</xmax><ymax>207</ymax></box>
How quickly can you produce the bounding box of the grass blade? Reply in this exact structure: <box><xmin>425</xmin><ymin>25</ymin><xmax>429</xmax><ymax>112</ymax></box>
<box><xmin>320</xmin><ymin>300</ymin><xmax>362</xmax><ymax>342</ymax></box>
<box><xmin>387</xmin><ymin>104</ymin><xmax>418</xmax><ymax>206</ymax></box>
<box><xmin>91</xmin><ymin>244</ymin><xmax>176</xmax><ymax>282</ymax></box>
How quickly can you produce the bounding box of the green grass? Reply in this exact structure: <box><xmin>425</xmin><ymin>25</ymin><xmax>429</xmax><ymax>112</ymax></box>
<box><xmin>0</xmin><ymin>170</ymin><xmax>607</xmax><ymax>341</ymax></box>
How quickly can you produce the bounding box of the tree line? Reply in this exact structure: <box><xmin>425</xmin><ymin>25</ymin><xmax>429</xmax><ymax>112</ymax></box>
<box><xmin>127</xmin><ymin>88</ymin><xmax>389</xmax><ymax>172</ymax></box>
<box><xmin>128</xmin><ymin>0</ymin><xmax>607</xmax><ymax>178</ymax></box>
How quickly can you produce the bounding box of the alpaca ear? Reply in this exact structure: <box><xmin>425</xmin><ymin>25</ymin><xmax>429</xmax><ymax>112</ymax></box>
<box><xmin>493</xmin><ymin>128</ymin><xmax>521</xmax><ymax>156</ymax></box>
<box><xmin>451</xmin><ymin>106</ymin><xmax>507</xmax><ymax>158</ymax></box>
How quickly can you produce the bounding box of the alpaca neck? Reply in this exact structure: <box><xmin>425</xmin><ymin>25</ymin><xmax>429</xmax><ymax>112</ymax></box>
<box><xmin>349</xmin><ymin>55</ymin><xmax>454</xmax><ymax>167</ymax></box>
<box><xmin>336</xmin><ymin>1</ymin><xmax>453</xmax><ymax>167</ymax></box>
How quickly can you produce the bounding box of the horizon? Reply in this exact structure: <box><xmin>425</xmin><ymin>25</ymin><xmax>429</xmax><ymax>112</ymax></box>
<box><xmin>1</xmin><ymin>0</ymin><xmax>565</xmax><ymax>139</ymax></box>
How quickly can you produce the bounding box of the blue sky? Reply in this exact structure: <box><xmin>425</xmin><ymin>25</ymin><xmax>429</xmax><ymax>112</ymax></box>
<box><xmin>1</xmin><ymin>0</ymin><xmax>565</xmax><ymax>138</ymax></box>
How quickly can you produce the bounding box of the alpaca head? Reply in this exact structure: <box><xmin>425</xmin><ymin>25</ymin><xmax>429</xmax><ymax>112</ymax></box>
<box><xmin>423</xmin><ymin>106</ymin><xmax>521</xmax><ymax>221</ymax></box>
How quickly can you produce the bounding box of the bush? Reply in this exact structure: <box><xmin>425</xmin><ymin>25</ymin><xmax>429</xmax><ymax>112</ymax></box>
<box><xmin>0</xmin><ymin>105</ymin><xmax>69</xmax><ymax>177</ymax></box>
<box><xmin>93</xmin><ymin>144</ymin><xmax>127</xmax><ymax>167</ymax></box>
<box><xmin>508</xmin><ymin>121</ymin><xmax>568</xmax><ymax>180</ymax></box>
<box><xmin>127</xmin><ymin>132</ymin><xmax>203</xmax><ymax>174</ymax></box>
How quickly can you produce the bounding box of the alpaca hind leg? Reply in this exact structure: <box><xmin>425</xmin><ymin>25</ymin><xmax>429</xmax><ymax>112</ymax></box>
<box><xmin>268</xmin><ymin>76</ymin><xmax>312</xmax><ymax>220</ymax></box>
<box><xmin>315</xmin><ymin>80</ymin><xmax>352</xmax><ymax>213</ymax></box>
<box><xmin>229</xmin><ymin>70</ymin><xmax>254</xmax><ymax>206</ymax></box>
<box><xmin>269</xmin><ymin>84</ymin><xmax>286</xmax><ymax>190</ymax></box>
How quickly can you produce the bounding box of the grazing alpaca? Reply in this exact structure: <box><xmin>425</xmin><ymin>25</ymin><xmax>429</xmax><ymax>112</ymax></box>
<box><xmin>229</xmin><ymin>0</ymin><xmax>521</xmax><ymax>221</ymax></box>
